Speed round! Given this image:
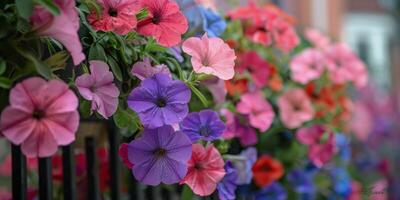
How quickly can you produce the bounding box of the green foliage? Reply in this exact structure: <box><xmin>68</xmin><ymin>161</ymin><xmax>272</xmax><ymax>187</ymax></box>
<box><xmin>88</xmin><ymin>44</ymin><xmax>107</xmax><ymax>61</ymax></box>
<box><xmin>113</xmin><ymin>107</ymin><xmax>140</xmax><ymax>137</ymax></box>
<box><xmin>16</xmin><ymin>0</ymin><xmax>34</xmax><ymax>19</ymax></box>
<box><xmin>35</xmin><ymin>0</ymin><xmax>60</xmax><ymax>15</ymax></box>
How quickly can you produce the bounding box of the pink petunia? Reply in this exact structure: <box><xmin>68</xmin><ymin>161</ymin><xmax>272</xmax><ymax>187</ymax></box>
<box><xmin>272</xmin><ymin>19</ymin><xmax>299</xmax><ymax>53</ymax></box>
<box><xmin>277</xmin><ymin>89</ymin><xmax>314</xmax><ymax>129</ymax></box>
<box><xmin>131</xmin><ymin>58</ymin><xmax>171</xmax><ymax>80</ymax></box>
<box><xmin>87</xmin><ymin>0</ymin><xmax>140</xmax><ymax>35</ymax></box>
<box><xmin>290</xmin><ymin>48</ymin><xmax>326</xmax><ymax>84</ymax></box>
<box><xmin>237</xmin><ymin>51</ymin><xmax>271</xmax><ymax>88</ymax></box>
<box><xmin>201</xmin><ymin>77</ymin><xmax>227</xmax><ymax>105</ymax></box>
<box><xmin>308</xmin><ymin>132</ymin><xmax>336</xmax><ymax>167</ymax></box>
<box><xmin>296</xmin><ymin>125</ymin><xmax>325</xmax><ymax>145</ymax></box>
<box><xmin>75</xmin><ymin>60</ymin><xmax>120</xmax><ymax>119</ymax></box>
<box><xmin>304</xmin><ymin>28</ymin><xmax>331</xmax><ymax>50</ymax></box>
<box><xmin>181</xmin><ymin>144</ymin><xmax>225</xmax><ymax>196</ymax></box>
<box><xmin>182</xmin><ymin>34</ymin><xmax>236</xmax><ymax>80</ymax></box>
<box><xmin>30</xmin><ymin>0</ymin><xmax>85</xmax><ymax>65</ymax></box>
<box><xmin>0</xmin><ymin>77</ymin><xmax>79</xmax><ymax>157</ymax></box>
<box><xmin>221</xmin><ymin>109</ymin><xmax>257</xmax><ymax>146</ymax></box>
<box><xmin>137</xmin><ymin>0</ymin><xmax>188</xmax><ymax>47</ymax></box>
<box><xmin>237</xmin><ymin>92</ymin><xmax>275</xmax><ymax>132</ymax></box>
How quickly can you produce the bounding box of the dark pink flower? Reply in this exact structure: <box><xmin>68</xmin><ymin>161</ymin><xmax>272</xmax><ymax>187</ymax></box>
<box><xmin>87</xmin><ymin>0</ymin><xmax>140</xmax><ymax>35</ymax></box>
<box><xmin>137</xmin><ymin>0</ymin><xmax>188</xmax><ymax>47</ymax></box>
<box><xmin>0</xmin><ymin>77</ymin><xmax>79</xmax><ymax>157</ymax></box>
<box><xmin>237</xmin><ymin>51</ymin><xmax>271</xmax><ymax>88</ymax></box>
<box><xmin>30</xmin><ymin>0</ymin><xmax>85</xmax><ymax>65</ymax></box>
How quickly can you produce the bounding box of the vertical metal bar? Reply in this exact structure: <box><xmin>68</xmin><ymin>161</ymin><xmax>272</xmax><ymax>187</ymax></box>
<box><xmin>145</xmin><ymin>186</ymin><xmax>155</xmax><ymax>200</ymax></box>
<box><xmin>128</xmin><ymin>175</ymin><xmax>139</xmax><ymax>200</ymax></box>
<box><xmin>108</xmin><ymin>122</ymin><xmax>120</xmax><ymax>200</ymax></box>
<box><xmin>85</xmin><ymin>137</ymin><xmax>100</xmax><ymax>200</ymax></box>
<box><xmin>63</xmin><ymin>144</ymin><xmax>76</xmax><ymax>200</ymax></box>
<box><xmin>39</xmin><ymin>157</ymin><xmax>53</xmax><ymax>200</ymax></box>
<box><xmin>11</xmin><ymin>144</ymin><xmax>27</xmax><ymax>200</ymax></box>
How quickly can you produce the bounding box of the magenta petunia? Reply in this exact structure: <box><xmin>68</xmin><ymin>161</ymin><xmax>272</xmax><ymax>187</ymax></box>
<box><xmin>87</xmin><ymin>0</ymin><xmax>140</xmax><ymax>35</ymax></box>
<box><xmin>75</xmin><ymin>60</ymin><xmax>120</xmax><ymax>119</ymax></box>
<box><xmin>236</xmin><ymin>92</ymin><xmax>275</xmax><ymax>132</ymax></box>
<box><xmin>290</xmin><ymin>48</ymin><xmax>326</xmax><ymax>84</ymax></box>
<box><xmin>137</xmin><ymin>0</ymin><xmax>188</xmax><ymax>47</ymax></box>
<box><xmin>127</xmin><ymin>125</ymin><xmax>192</xmax><ymax>185</ymax></box>
<box><xmin>30</xmin><ymin>0</ymin><xmax>85</xmax><ymax>65</ymax></box>
<box><xmin>221</xmin><ymin>109</ymin><xmax>257</xmax><ymax>146</ymax></box>
<box><xmin>182</xmin><ymin>34</ymin><xmax>236</xmax><ymax>80</ymax></box>
<box><xmin>237</xmin><ymin>51</ymin><xmax>271</xmax><ymax>88</ymax></box>
<box><xmin>131</xmin><ymin>58</ymin><xmax>171</xmax><ymax>80</ymax></box>
<box><xmin>0</xmin><ymin>77</ymin><xmax>79</xmax><ymax>157</ymax></box>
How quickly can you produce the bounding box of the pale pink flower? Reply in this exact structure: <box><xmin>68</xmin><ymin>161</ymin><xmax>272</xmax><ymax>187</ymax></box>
<box><xmin>237</xmin><ymin>92</ymin><xmax>274</xmax><ymax>132</ymax></box>
<box><xmin>131</xmin><ymin>58</ymin><xmax>171</xmax><ymax>80</ymax></box>
<box><xmin>0</xmin><ymin>77</ymin><xmax>79</xmax><ymax>157</ymax></box>
<box><xmin>180</xmin><ymin>144</ymin><xmax>225</xmax><ymax>196</ymax></box>
<box><xmin>201</xmin><ymin>77</ymin><xmax>227</xmax><ymax>105</ymax></box>
<box><xmin>304</xmin><ymin>28</ymin><xmax>331</xmax><ymax>49</ymax></box>
<box><xmin>194</xmin><ymin>0</ymin><xmax>217</xmax><ymax>11</ymax></box>
<box><xmin>75</xmin><ymin>61</ymin><xmax>120</xmax><ymax>119</ymax></box>
<box><xmin>30</xmin><ymin>0</ymin><xmax>85</xmax><ymax>65</ymax></box>
<box><xmin>290</xmin><ymin>48</ymin><xmax>326</xmax><ymax>84</ymax></box>
<box><xmin>182</xmin><ymin>34</ymin><xmax>236</xmax><ymax>80</ymax></box>
<box><xmin>308</xmin><ymin>132</ymin><xmax>335</xmax><ymax>167</ymax></box>
<box><xmin>350</xmin><ymin>102</ymin><xmax>372</xmax><ymax>141</ymax></box>
<box><xmin>277</xmin><ymin>89</ymin><xmax>314</xmax><ymax>129</ymax></box>
<box><xmin>87</xmin><ymin>0</ymin><xmax>140</xmax><ymax>35</ymax></box>
<box><xmin>272</xmin><ymin>19</ymin><xmax>300</xmax><ymax>53</ymax></box>
<box><xmin>137</xmin><ymin>0</ymin><xmax>188</xmax><ymax>47</ymax></box>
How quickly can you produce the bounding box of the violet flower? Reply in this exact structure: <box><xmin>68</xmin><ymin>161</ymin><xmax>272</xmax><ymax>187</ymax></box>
<box><xmin>127</xmin><ymin>125</ymin><xmax>192</xmax><ymax>185</ymax></box>
<box><xmin>255</xmin><ymin>182</ymin><xmax>287</xmax><ymax>200</ymax></box>
<box><xmin>217</xmin><ymin>161</ymin><xmax>238</xmax><ymax>200</ymax></box>
<box><xmin>127</xmin><ymin>74</ymin><xmax>191</xmax><ymax>128</ymax></box>
<box><xmin>180</xmin><ymin>109</ymin><xmax>225</xmax><ymax>143</ymax></box>
<box><xmin>131</xmin><ymin>58</ymin><xmax>171</xmax><ymax>80</ymax></box>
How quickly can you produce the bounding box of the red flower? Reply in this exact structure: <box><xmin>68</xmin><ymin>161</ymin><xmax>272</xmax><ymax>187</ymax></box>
<box><xmin>252</xmin><ymin>155</ymin><xmax>284</xmax><ymax>188</ymax></box>
<box><xmin>225</xmin><ymin>78</ymin><xmax>248</xmax><ymax>96</ymax></box>
<box><xmin>137</xmin><ymin>0</ymin><xmax>188</xmax><ymax>47</ymax></box>
<box><xmin>118</xmin><ymin>143</ymin><xmax>133</xmax><ymax>169</ymax></box>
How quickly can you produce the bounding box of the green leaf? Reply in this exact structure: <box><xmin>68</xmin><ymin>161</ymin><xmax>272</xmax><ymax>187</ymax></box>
<box><xmin>44</xmin><ymin>51</ymin><xmax>69</xmax><ymax>70</ymax></box>
<box><xmin>0</xmin><ymin>77</ymin><xmax>12</xmax><ymax>89</ymax></box>
<box><xmin>16</xmin><ymin>0</ymin><xmax>34</xmax><ymax>19</ymax></box>
<box><xmin>35</xmin><ymin>0</ymin><xmax>60</xmax><ymax>15</ymax></box>
<box><xmin>180</xmin><ymin>185</ymin><xmax>193</xmax><ymax>200</ymax></box>
<box><xmin>136</xmin><ymin>8</ymin><xmax>149</xmax><ymax>21</ymax></box>
<box><xmin>79</xmin><ymin>99</ymin><xmax>92</xmax><ymax>118</ymax></box>
<box><xmin>145</xmin><ymin>41</ymin><xmax>166</xmax><ymax>53</ymax></box>
<box><xmin>0</xmin><ymin>59</ymin><xmax>6</xmax><ymax>76</ymax></box>
<box><xmin>108</xmin><ymin>57</ymin><xmax>122</xmax><ymax>82</ymax></box>
<box><xmin>25</xmin><ymin>53</ymin><xmax>52</xmax><ymax>79</ymax></box>
<box><xmin>88</xmin><ymin>44</ymin><xmax>107</xmax><ymax>61</ymax></box>
<box><xmin>113</xmin><ymin>108</ymin><xmax>139</xmax><ymax>136</ymax></box>
<box><xmin>188</xmin><ymin>83</ymin><xmax>209</xmax><ymax>107</ymax></box>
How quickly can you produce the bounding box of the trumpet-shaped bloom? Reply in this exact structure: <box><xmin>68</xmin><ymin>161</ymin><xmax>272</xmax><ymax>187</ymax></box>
<box><xmin>182</xmin><ymin>34</ymin><xmax>236</xmax><ymax>80</ymax></box>
<box><xmin>0</xmin><ymin>77</ymin><xmax>79</xmax><ymax>157</ymax></box>
<box><xmin>131</xmin><ymin>58</ymin><xmax>171</xmax><ymax>80</ymax></box>
<box><xmin>180</xmin><ymin>109</ymin><xmax>225</xmax><ymax>143</ymax></box>
<box><xmin>127</xmin><ymin>126</ymin><xmax>192</xmax><ymax>185</ymax></box>
<box><xmin>308</xmin><ymin>132</ymin><xmax>336</xmax><ymax>167</ymax></box>
<box><xmin>199</xmin><ymin>6</ymin><xmax>227</xmax><ymax>37</ymax></box>
<box><xmin>255</xmin><ymin>182</ymin><xmax>287</xmax><ymax>200</ymax></box>
<box><xmin>137</xmin><ymin>0</ymin><xmax>188</xmax><ymax>47</ymax></box>
<box><xmin>229</xmin><ymin>147</ymin><xmax>257</xmax><ymax>185</ymax></box>
<box><xmin>252</xmin><ymin>155</ymin><xmax>284</xmax><ymax>188</ymax></box>
<box><xmin>181</xmin><ymin>144</ymin><xmax>225</xmax><ymax>196</ymax></box>
<box><xmin>290</xmin><ymin>48</ymin><xmax>326</xmax><ymax>84</ymax></box>
<box><xmin>30</xmin><ymin>0</ymin><xmax>85</xmax><ymax>65</ymax></box>
<box><xmin>237</xmin><ymin>51</ymin><xmax>271</xmax><ymax>88</ymax></box>
<box><xmin>304</xmin><ymin>28</ymin><xmax>331</xmax><ymax>49</ymax></box>
<box><xmin>221</xmin><ymin>109</ymin><xmax>257</xmax><ymax>146</ymax></box>
<box><xmin>127</xmin><ymin>74</ymin><xmax>191</xmax><ymax>128</ymax></box>
<box><xmin>87</xmin><ymin>0</ymin><xmax>140</xmax><ymax>35</ymax></box>
<box><xmin>75</xmin><ymin>61</ymin><xmax>120</xmax><ymax>119</ymax></box>
<box><xmin>277</xmin><ymin>89</ymin><xmax>314</xmax><ymax>129</ymax></box>
<box><xmin>237</xmin><ymin>92</ymin><xmax>275</xmax><ymax>132</ymax></box>
<box><xmin>217</xmin><ymin>161</ymin><xmax>238</xmax><ymax>200</ymax></box>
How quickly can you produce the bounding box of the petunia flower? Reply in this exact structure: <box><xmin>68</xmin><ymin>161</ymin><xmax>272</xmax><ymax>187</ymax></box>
<box><xmin>131</xmin><ymin>58</ymin><xmax>171</xmax><ymax>80</ymax></box>
<box><xmin>255</xmin><ymin>182</ymin><xmax>287</xmax><ymax>200</ymax></box>
<box><xmin>180</xmin><ymin>144</ymin><xmax>225</xmax><ymax>196</ymax></box>
<box><xmin>277</xmin><ymin>89</ymin><xmax>314</xmax><ymax>129</ymax></box>
<box><xmin>127</xmin><ymin>73</ymin><xmax>191</xmax><ymax>128</ymax></box>
<box><xmin>30</xmin><ymin>0</ymin><xmax>85</xmax><ymax>65</ymax></box>
<box><xmin>75</xmin><ymin>60</ymin><xmax>120</xmax><ymax>119</ymax></box>
<box><xmin>180</xmin><ymin>109</ymin><xmax>225</xmax><ymax>143</ymax></box>
<box><xmin>118</xmin><ymin>143</ymin><xmax>133</xmax><ymax>169</ymax></box>
<box><xmin>182</xmin><ymin>34</ymin><xmax>236</xmax><ymax>80</ymax></box>
<box><xmin>0</xmin><ymin>77</ymin><xmax>79</xmax><ymax>157</ymax></box>
<box><xmin>308</xmin><ymin>132</ymin><xmax>336</xmax><ymax>167</ymax></box>
<box><xmin>217</xmin><ymin>161</ymin><xmax>238</xmax><ymax>200</ymax></box>
<box><xmin>287</xmin><ymin>169</ymin><xmax>315</xmax><ymax>194</ymax></box>
<box><xmin>87</xmin><ymin>0</ymin><xmax>140</xmax><ymax>35</ymax></box>
<box><xmin>252</xmin><ymin>155</ymin><xmax>284</xmax><ymax>188</ymax></box>
<box><xmin>237</xmin><ymin>51</ymin><xmax>271</xmax><ymax>88</ymax></box>
<box><xmin>271</xmin><ymin>18</ymin><xmax>299</xmax><ymax>53</ymax></box>
<box><xmin>137</xmin><ymin>0</ymin><xmax>188</xmax><ymax>47</ymax></box>
<box><xmin>221</xmin><ymin>109</ymin><xmax>257</xmax><ymax>146</ymax></box>
<box><xmin>228</xmin><ymin>147</ymin><xmax>257</xmax><ymax>185</ymax></box>
<box><xmin>225</xmin><ymin>78</ymin><xmax>248</xmax><ymax>96</ymax></box>
<box><xmin>296</xmin><ymin>125</ymin><xmax>325</xmax><ymax>145</ymax></box>
<box><xmin>290</xmin><ymin>48</ymin><xmax>326</xmax><ymax>84</ymax></box>
<box><xmin>127</xmin><ymin>126</ymin><xmax>192</xmax><ymax>185</ymax></box>
<box><xmin>236</xmin><ymin>92</ymin><xmax>275</xmax><ymax>132</ymax></box>
<box><xmin>201</xmin><ymin>77</ymin><xmax>227</xmax><ymax>104</ymax></box>
<box><xmin>304</xmin><ymin>28</ymin><xmax>331</xmax><ymax>50</ymax></box>
<box><xmin>199</xmin><ymin>6</ymin><xmax>227</xmax><ymax>37</ymax></box>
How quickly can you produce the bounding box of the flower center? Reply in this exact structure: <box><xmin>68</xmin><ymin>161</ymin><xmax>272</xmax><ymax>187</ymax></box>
<box><xmin>152</xmin><ymin>12</ymin><xmax>161</xmax><ymax>24</ymax></box>
<box><xmin>194</xmin><ymin>163</ymin><xmax>203</xmax><ymax>170</ymax></box>
<box><xmin>156</xmin><ymin>98</ymin><xmax>167</xmax><ymax>107</ymax></box>
<box><xmin>154</xmin><ymin>148</ymin><xmax>167</xmax><ymax>157</ymax></box>
<box><xmin>32</xmin><ymin>109</ymin><xmax>45</xmax><ymax>119</ymax></box>
<box><xmin>108</xmin><ymin>8</ymin><xmax>118</xmax><ymax>17</ymax></box>
<box><xmin>199</xmin><ymin>127</ymin><xmax>211</xmax><ymax>137</ymax></box>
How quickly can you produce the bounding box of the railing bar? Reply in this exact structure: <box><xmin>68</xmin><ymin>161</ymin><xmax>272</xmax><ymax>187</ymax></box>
<box><xmin>85</xmin><ymin>137</ymin><xmax>100</xmax><ymax>200</ymax></box>
<box><xmin>11</xmin><ymin>144</ymin><xmax>27</xmax><ymax>200</ymax></box>
<box><xmin>108</xmin><ymin>122</ymin><xmax>120</xmax><ymax>200</ymax></box>
<box><xmin>145</xmin><ymin>186</ymin><xmax>155</xmax><ymax>200</ymax></box>
<box><xmin>39</xmin><ymin>157</ymin><xmax>53</xmax><ymax>200</ymax></box>
<box><xmin>63</xmin><ymin>144</ymin><xmax>77</xmax><ymax>200</ymax></box>
<box><xmin>128</xmin><ymin>175</ymin><xmax>139</xmax><ymax>200</ymax></box>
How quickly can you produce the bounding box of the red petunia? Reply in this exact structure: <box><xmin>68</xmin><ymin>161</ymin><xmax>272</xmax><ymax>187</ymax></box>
<box><xmin>252</xmin><ymin>155</ymin><xmax>284</xmax><ymax>188</ymax></box>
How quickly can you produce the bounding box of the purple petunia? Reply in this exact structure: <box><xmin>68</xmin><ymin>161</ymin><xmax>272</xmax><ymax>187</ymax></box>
<box><xmin>180</xmin><ymin>109</ymin><xmax>225</xmax><ymax>142</ymax></box>
<box><xmin>127</xmin><ymin>73</ymin><xmax>191</xmax><ymax>128</ymax></box>
<box><xmin>217</xmin><ymin>161</ymin><xmax>238</xmax><ymax>200</ymax></box>
<box><xmin>127</xmin><ymin>125</ymin><xmax>192</xmax><ymax>185</ymax></box>
<box><xmin>287</xmin><ymin>169</ymin><xmax>315</xmax><ymax>194</ymax></box>
<box><xmin>255</xmin><ymin>182</ymin><xmax>287</xmax><ymax>200</ymax></box>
